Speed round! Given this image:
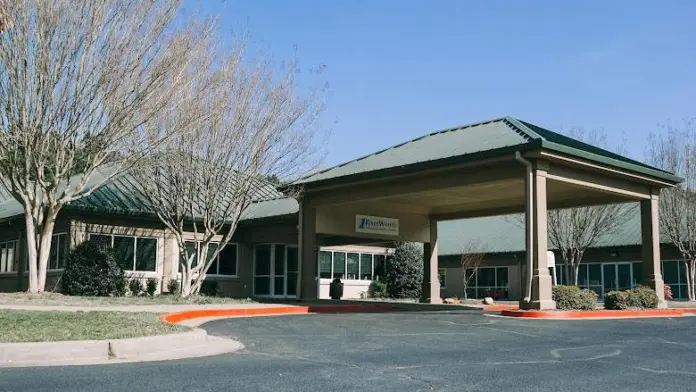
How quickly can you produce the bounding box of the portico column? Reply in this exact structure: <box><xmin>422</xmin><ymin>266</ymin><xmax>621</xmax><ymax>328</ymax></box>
<box><xmin>522</xmin><ymin>161</ymin><xmax>555</xmax><ymax>310</ymax></box>
<box><xmin>421</xmin><ymin>219</ymin><xmax>442</xmax><ymax>303</ymax></box>
<box><xmin>297</xmin><ymin>199</ymin><xmax>319</xmax><ymax>301</ymax></box>
<box><xmin>641</xmin><ymin>191</ymin><xmax>667</xmax><ymax>308</ymax></box>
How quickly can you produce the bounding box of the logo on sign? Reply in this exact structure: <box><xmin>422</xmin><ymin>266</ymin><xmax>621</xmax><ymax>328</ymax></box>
<box><xmin>355</xmin><ymin>214</ymin><xmax>399</xmax><ymax>236</ymax></box>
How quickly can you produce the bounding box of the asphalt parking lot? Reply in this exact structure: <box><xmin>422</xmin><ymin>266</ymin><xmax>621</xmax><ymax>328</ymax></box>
<box><xmin>2</xmin><ymin>310</ymin><xmax>696</xmax><ymax>391</ymax></box>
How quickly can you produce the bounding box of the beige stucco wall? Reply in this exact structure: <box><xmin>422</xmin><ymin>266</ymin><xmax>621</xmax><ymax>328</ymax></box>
<box><xmin>316</xmin><ymin>206</ymin><xmax>430</xmax><ymax>243</ymax></box>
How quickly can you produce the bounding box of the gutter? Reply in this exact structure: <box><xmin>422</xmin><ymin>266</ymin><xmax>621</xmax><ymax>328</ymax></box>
<box><xmin>515</xmin><ymin>151</ymin><xmax>533</xmax><ymax>304</ymax></box>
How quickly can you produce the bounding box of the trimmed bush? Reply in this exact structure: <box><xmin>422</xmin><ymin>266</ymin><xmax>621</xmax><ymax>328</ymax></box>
<box><xmin>386</xmin><ymin>242</ymin><xmax>423</xmax><ymax>299</ymax></box>
<box><xmin>167</xmin><ymin>279</ymin><xmax>180</xmax><ymax>295</ymax></box>
<box><xmin>552</xmin><ymin>285</ymin><xmax>597</xmax><ymax>310</ymax></box>
<box><xmin>61</xmin><ymin>240</ymin><xmax>126</xmax><ymax>297</ymax></box>
<box><xmin>368</xmin><ymin>281</ymin><xmax>388</xmax><ymax>298</ymax></box>
<box><xmin>146</xmin><ymin>278</ymin><xmax>158</xmax><ymax>297</ymax></box>
<box><xmin>630</xmin><ymin>285</ymin><xmax>659</xmax><ymax>309</ymax></box>
<box><xmin>200</xmin><ymin>280</ymin><xmax>219</xmax><ymax>297</ymax></box>
<box><xmin>129</xmin><ymin>279</ymin><xmax>143</xmax><ymax>296</ymax></box>
<box><xmin>604</xmin><ymin>290</ymin><xmax>631</xmax><ymax>310</ymax></box>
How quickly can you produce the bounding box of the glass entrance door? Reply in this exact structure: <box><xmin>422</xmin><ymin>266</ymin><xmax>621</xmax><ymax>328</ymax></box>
<box><xmin>254</xmin><ymin>244</ymin><xmax>297</xmax><ymax>298</ymax></box>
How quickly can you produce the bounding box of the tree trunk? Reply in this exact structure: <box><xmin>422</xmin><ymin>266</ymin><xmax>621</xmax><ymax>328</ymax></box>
<box><xmin>24</xmin><ymin>213</ymin><xmax>39</xmax><ymax>293</ymax></box>
<box><xmin>683</xmin><ymin>262</ymin><xmax>693</xmax><ymax>301</ymax></box>
<box><xmin>180</xmin><ymin>264</ymin><xmax>193</xmax><ymax>298</ymax></box>
<box><xmin>573</xmin><ymin>263</ymin><xmax>580</xmax><ymax>286</ymax></box>
<box><xmin>688</xmin><ymin>260</ymin><xmax>696</xmax><ymax>302</ymax></box>
<box><xmin>23</xmin><ymin>206</ymin><xmax>57</xmax><ymax>293</ymax></box>
<box><xmin>462</xmin><ymin>271</ymin><xmax>467</xmax><ymax>299</ymax></box>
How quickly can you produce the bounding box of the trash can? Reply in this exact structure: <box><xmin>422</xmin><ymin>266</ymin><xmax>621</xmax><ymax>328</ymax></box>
<box><xmin>329</xmin><ymin>278</ymin><xmax>344</xmax><ymax>300</ymax></box>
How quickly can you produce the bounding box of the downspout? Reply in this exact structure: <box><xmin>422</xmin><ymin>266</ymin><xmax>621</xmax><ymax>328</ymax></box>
<box><xmin>515</xmin><ymin>151</ymin><xmax>534</xmax><ymax>303</ymax></box>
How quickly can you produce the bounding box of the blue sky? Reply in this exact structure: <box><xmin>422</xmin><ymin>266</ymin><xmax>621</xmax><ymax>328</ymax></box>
<box><xmin>189</xmin><ymin>0</ymin><xmax>696</xmax><ymax>166</ymax></box>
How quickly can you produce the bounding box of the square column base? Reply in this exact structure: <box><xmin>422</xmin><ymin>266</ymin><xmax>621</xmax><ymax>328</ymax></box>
<box><xmin>519</xmin><ymin>299</ymin><xmax>556</xmax><ymax>310</ymax></box>
<box><xmin>419</xmin><ymin>296</ymin><xmax>443</xmax><ymax>304</ymax></box>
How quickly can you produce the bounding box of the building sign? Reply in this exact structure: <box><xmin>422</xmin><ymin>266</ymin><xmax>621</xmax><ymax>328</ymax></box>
<box><xmin>355</xmin><ymin>214</ymin><xmax>399</xmax><ymax>236</ymax></box>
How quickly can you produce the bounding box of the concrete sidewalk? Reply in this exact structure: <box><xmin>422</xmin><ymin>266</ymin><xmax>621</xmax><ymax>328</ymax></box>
<box><xmin>0</xmin><ymin>328</ymin><xmax>243</xmax><ymax>368</ymax></box>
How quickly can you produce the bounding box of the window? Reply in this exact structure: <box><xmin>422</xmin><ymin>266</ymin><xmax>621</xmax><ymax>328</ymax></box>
<box><xmin>360</xmin><ymin>254</ymin><xmax>373</xmax><ymax>280</ymax></box>
<box><xmin>88</xmin><ymin>233</ymin><xmax>157</xmax><ymax>272</ymax></box>
<box><xmin>0</xmin><ymin>240</ymin><xmax>17</xmax><ymax>273</ymax></box>
<box><xmin>573</xmin><ymin>263</ymin><xmax>602</xmax><ymax>296</ymax></box>
<box><xmin>464</xmin><ymin>267</ymin><xmax>509</xmax><ymax>299</ymax></box>
<box><xmin>48</xmin><ymin>233</ymin><xmax>68</xmax><ymax>270</ymax></box>
<box><xmin>374</xmin><ymin>255</ymin><xmax>386</xmax><ymax>281</ymax></box>
<box><xmin>218</xmin><ymin>245</ymin><xmax>238</xmax><ymax>276</ymax></box>
<box><xmin>438</xmin><ymin>268</ymin><xmax>446</xmax><ymax>289</ymax></box>
<box><xmin>180</xmin><ymin>241</ymin><xmax>238</xmax><ymax>276</ymax></box>
<box><xmin>663</xmin><ymin>260</ymin><xmax>688</xmax><ymax>299</ymax></box>
<box><xmin>318</xmin><ymin>250</ymin><xmax>388</xmax><ymax>281</ymax></box>
<box><xmin>333</xmin><ymin>252</ymin><xmax>345</xmax><ymax>279</ymax></box>
<box><xmin>319</xmin><ymin>251</ymin><xmax>332</xmax><ymax>279</ymax></box>
<box><xmin>346</xmin><ymin>253</ymin><xmax>359</xmax><ymax>279</ymax></box>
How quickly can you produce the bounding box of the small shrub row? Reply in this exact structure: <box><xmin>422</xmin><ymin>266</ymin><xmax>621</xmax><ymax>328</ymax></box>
<box><xmin>367</xmin><ymin>281</ymin><xmax>388</xmax><ymax>299</ymax></box>
<box><xmin>552</xmin><ymin>285</ymin><xmax>598</xmax><ymax>310</ymax></box>
<box><xmin>128</xmin><ymin>278</ymin><xmax>159</xmax><ymax>297</ymax></box>
<box><xmin>604</xmin><ymin>285</ymin><xmax>659</xmax><ymax>310</ymax></box>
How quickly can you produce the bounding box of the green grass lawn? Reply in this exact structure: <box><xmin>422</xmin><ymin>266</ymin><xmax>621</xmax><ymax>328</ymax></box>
<box><xmin>0</xmin><ymin>292</ymin><xmax>255</xmax><ymax>306</ymax></box>
<box><xmin>0</xmin><ymin>310</ymin><xmax>187</xmax><ymax>343</ymax></box>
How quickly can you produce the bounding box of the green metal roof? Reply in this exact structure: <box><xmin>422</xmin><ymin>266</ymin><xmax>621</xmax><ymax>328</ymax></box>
<box><xmin>438</xmin><ymin>207</ymin><xmax>653</xmax><ymax>256</ymax></box>
<box><xmin>295</xmin><ymin>117</ymin><xmax>681</xmax><ymax>186</ymax></box>
<box><xmin>0</xmin><ymin>169</ymin><xmax>288</xmax><ymax>222</ymax></box>
<box><xmin>240</xmin><ymin>197</ymin><xmax>299</xmax><ymax>220</ymax></box>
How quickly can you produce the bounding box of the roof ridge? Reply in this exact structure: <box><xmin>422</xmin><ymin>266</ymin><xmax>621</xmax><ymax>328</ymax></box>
<box><xmin>295</xmin><ymin>116</ymin><xmax>512</xmax><ymax>182</ymax></box>
<box><xmin>503</xmin><ymin>117</ymin><xmax>544</xmax><ymax>141</ymax></box>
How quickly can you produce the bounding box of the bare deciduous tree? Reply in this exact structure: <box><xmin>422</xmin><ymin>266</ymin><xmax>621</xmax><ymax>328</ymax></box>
<box><xmin>647</xmin><ymin>120</ymin><xmax>696</xmax><ymax>301</ymax></box>
<box><xmin>548</xmin><ymin>203</ymin><xmax>634</xmax><ymax>285</ymax></box>
<box><xmin>133</xmin><ymin>42</ymin><xmax>325</xmax><ymax>297</ymax></box>
<box><xmin>460</xmin><ymin>240</ymin><xmax>485</xmax><ymax>299</ymax></box>
<box><xmin>0</xmin><ymin>0</ymin><xmax>212</xmax><ymax>292</ymax></box>
<box><xmin>549</xmin><ymin>129</ymin><xmax>636</xmax><ymax>285</ymax></box>
<box><xmin>510</xmin><ymin>128</ymin><xmax>635</xmax><ymax>286</ymax></box>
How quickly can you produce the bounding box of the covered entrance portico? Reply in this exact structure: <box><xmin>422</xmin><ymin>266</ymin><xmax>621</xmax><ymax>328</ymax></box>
<box><xmin>292</xmin><ymin>118</ymin><xmax>681</xmax><ymax>309</ymax></box>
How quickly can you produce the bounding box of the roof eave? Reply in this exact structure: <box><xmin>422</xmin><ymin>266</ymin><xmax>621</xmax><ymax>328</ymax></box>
<box><xmin>296</xmin><ymin>142</ymin><xmax>543</xmax><ymax>190</ymax></box>
<box><xmin>540</xmin><ymin>140</ymin><xmax>683</xmax><ymax>186</ymax></box>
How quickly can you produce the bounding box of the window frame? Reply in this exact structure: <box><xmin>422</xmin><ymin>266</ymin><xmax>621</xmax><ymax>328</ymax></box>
<box><xmin>48</xmin><ymin>232</ymin><xmax>68</xmax><ymax>271</ymax></box>
<box><xmin>317</xmin><ymin>250</ymin><xmax>388</xmax><ymax>281</ymax></box>
<box><xmin>181</xmin><ymin>241</ymin><xmax>239</xmax><ymax>278</ymax></box>
<box><xmin>0</xmin><ymin>240</ymin><xmax>18</xmax><ymax>274</ymax></box>
<box><xmin>87</xmin><ymin>233</ymin><xmax>159</xmax><ymax>273</ymax></box>
<box><xmin>438</xmin><ymin>268</ymin><xmax>446</xmax><ymax>289</ymax></box>
<box><xmin>464</xmin><ymin>266</ymin><xmax>510</xmax><ymax>299</ymax></box>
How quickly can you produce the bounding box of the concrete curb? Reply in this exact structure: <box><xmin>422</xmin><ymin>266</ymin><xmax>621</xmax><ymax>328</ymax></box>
<box><xmin>162</xmin><ymin>304</ymin><xmax>396</xmax><ymax>325</ymax></box>
<box><xmin>0</xmin><ymin>328</ymin><xmax>243</xmax><ymax>368</ymax></box>
<box><xmin>500</xmin><ymin>308</ymin><xmax>696</xmax><ymax>319</ymax></box>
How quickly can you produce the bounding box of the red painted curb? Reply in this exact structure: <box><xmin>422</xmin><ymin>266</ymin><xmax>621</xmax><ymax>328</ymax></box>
<box><xmin>500</xmin><ymin>309</ymin><xmax>688</xmax><ymax>319</ymax></box>
<box><xmin>162</xmin><ymin>304</ymin><xmax>394</xmax><ymax>324</ymax></box>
